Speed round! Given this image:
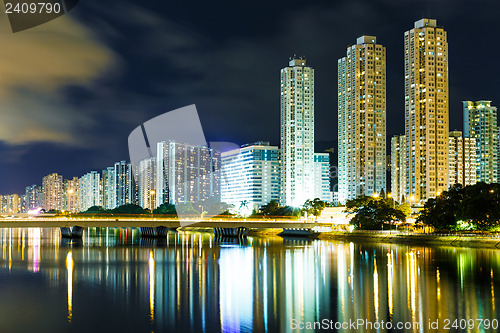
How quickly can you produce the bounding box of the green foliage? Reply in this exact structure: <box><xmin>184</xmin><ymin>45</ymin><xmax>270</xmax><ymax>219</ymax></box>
<box><xmin>175</xmin><ymin>203</ymin><xmax>200</xmax><ymax>216</ymax></box>
<box><xmin>417</xmin><ymin>182</ymin><xmax>500</xmax><ymax>231</ymax></box>
<box><xmin>397</xmin><ymin>202</ymin><xmax>412</xmax><ymax>218</ymax></box>
<box><xmin>302</xmin><ymin>198</ymin><xmax>326</xmax><ymax>217</ymax></box>
<box><xmin>259</xmin><ymin>200</ymin><xmax>280</xmax><ymax>216</ymax></box>
<box><xmin>111</xmin><ymin>204</ymin><xmax>149</xmax><ymax>215</ymax></box>
<box><xmin>345</xmin><ymin>196</ymin><xmax>406</xmax><ymax>230</ymax></box>
<box><xmin>153</xmin><ymin>203</ymin><xmax>177</xmax><ymax>215</ymax></box>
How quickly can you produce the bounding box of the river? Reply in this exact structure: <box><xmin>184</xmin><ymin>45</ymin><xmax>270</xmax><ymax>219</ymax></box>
<box><xmin>0</xmin><ymin>228</ymin><xmax>499</xmax><ymax>332</ymax></box>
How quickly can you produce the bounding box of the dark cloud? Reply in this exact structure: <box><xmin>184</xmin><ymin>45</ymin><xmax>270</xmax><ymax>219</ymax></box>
<box><xmin>1</xmin><ymin>0</ymin><xmax>499</xmax><ymax>194</ymax></box>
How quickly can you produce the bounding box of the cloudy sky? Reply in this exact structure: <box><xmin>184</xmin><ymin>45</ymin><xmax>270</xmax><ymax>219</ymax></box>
<box><xmin>0</xmin><ymin>0</ymin><xmax>499</xmax><ymax>194</ymax></box>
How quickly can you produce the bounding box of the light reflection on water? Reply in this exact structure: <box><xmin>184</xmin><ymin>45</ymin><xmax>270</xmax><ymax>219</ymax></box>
<box><xmin>0</xmin><ymin>228</ymin><xmax>499</xmax><ymax>332</ymax></box>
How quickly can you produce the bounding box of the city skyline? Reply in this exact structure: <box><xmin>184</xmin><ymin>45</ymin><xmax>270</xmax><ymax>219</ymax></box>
<box><xmin>1</xmin><ymin>0</ymin><xmax>499</xmax><ymax>195</ymax></box>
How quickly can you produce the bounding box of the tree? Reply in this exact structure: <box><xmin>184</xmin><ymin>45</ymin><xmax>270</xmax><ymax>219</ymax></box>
<box><xmin>302</xmin><ymin>198</ymin><xmax>326</xmax><ymax>217</ymax></box>
<box><xmin>397</xmin><ymin>202</ymin><xmax>412</xmax><ymax>218</ymax></box>
<box><xmin>111</xmin><ymin>204</ymin><xmax>148</xmax><ymax>215</ymax></box>
<box><xmin>457</xmin><ymin>182</ymin><xmax>500</xmax><ymax>230</ymax></box>
<box><xmin>260</xmin><ymin>200</ymin><xmax>279</xmax><ymax>216</ymax></box>
<box><xmin>175</xmin><ymin>203</ymin><xmax>200</xmax><ymax>216</ymax></box>
<box><xmin>153</xmin><ymin>203</ymin><xmax>177</xmax><ymax>215</ymax></box>
<box><xmin>345</xmin><ymin>196</ymin><xmax>406</xmax><ymax>230</ymax></box>
<box><xmin>416</xmin><ymin>185</ymin><xmax>463</xmax><ymax>231</ymax></box>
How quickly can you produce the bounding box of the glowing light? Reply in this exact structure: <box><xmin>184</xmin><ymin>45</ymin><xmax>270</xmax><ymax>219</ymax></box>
<box><xmin>66</xmin><ymin>252</ymin><xmax>74</xmax><ymax>323</ymax></box>
<box><xmin>148</xmin><ymin>250</ymin><xmax>155</xmax><ymax>323</ymax></box>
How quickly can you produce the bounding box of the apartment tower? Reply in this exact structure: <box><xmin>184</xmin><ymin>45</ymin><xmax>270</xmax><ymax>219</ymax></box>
<box><xmin>280</xmin><ymin>57</ymin><xmax>315</xmax><ymax>207</ymax></box>
<box><xmin>404</xmin><ymin>19</ymin><xmax>449</xmax><ymax>203</ymax></box>
<box><xmin>338</xmin><ymin>36</ymin><xmax>387</xmax><ymax>203</ymax></box>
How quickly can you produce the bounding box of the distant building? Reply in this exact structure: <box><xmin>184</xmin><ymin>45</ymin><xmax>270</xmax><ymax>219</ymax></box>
<box><xmin>449</xmin><ymin>131</ymin><xmax>477</xmax><ymax>187</ymax></box>
<box><xmin>314</xmin><ymin>153</ymin><xmax>332</xmax><ymax>202</ymax></box>
<box><xmin>79</xmin><ymin>171</ymin><xmax>101</xmax><ymax>211</ymax></box>
<box><xmin>391</xmin><ymin>135</ymin><xmax>406</xmax><ymax>203</ymax></box>
<box><xmin>405</xmin><ymin>19</ymin><xmax>449</xmax><ymax>202</ymax></box>
<box><xmin>114</xmin><ymin>161</ymin><xmax>133</xmax><ymax>207</ymax></box>
<box><xmin>63</xmin><ymin>177</ymin><xmax>79</xmax><ymax>213</ymax></box>
<box><xmin>0</xmin><ymin>194</ymin><xmax>20</xmax><ymax>213</ymax></box>
<box><xmin>280</xmin><ymin>57</ymin><xmax>315</xmax><ymax>206</ymax></box>
<box><xmin>138</xmin><ymin>157</ymin><xmax>156</xmax><ymax>210</ymax></box>
<box><xmin>156</xmin><ymin>141</ymin><xmax>220</xmax><ymax>206</ymax></box>
<box><xmin>221</xmin><ymin>143</ymin><xmax>279</xmax><ymax>215</ymax></box>
<box><xmin>463</xmin><ymin>100</ymin><xmax>498</xmax><ymax>184</ymax></box>
<box><xmin>102</xmin><ymin>167</ymin><xmax>116</xmax><ymax>210</ymax></box>
<box><xmin>25</xmin><ymin>184</ymin><xmax>42</xmax><ymax>211</ymax></box>
<box><xmin>338</xmin><ymin>36</ymin><xmax>387</xmax><ymax>203</ymax></box>
<box><xmin>42</xmin><ymin>173</ymin><xmax>63</xmax><ymax>211</ymax></box>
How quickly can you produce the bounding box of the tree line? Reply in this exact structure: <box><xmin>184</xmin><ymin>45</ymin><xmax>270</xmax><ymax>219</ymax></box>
<box><xmin>417</xmin><ymin>182</ymin><xmax>500</xmax><ymax>231</ymax></box>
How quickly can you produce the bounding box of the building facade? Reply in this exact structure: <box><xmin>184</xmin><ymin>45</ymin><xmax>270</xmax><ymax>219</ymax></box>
<box><xmin>280</xmin><ymin>57</ymin><xmax>315</xmax><ymax>206</ymax></box>
<box><xmin>63</xmin><ymin>177</ymin><xmax>79</xmax><ymax>213</ymax></box>
<box><xmin>102</xmin><ymin>167</ymin><xmax>116</xmax><ymax>210</ymax></box>
<box><xmin>338</xmin><ymin>36</ymin><xmax>387</xmax><ymax>203</ymax></box>
<box><xmin>138</xmin><ymin>157</ymin><xmax>156</xmax><ymax>210</ymax></box>
<box><xmin>25</xmin><ymin>185</ymin><xmax>42</xmax><ymax>212</ymax></box>
<box><xmin>391</xmin><ymin>135</ymin><xmax>406</xmax><ymax>203</ymax></box>
<box><xmin>448</xmin><ymin>131</ymin><xmax>477</xmax><ymax>187</ymax></box>
<box><xmin>463</xmin><ymin>100</ymin><xmax>498</xmax><ymax>184</ymax></box>
<box><xmin>314</xmin><ymin>153</ymin><xmax>332</xmax><ymax>202</ymax></box>
<box><xmin>156</xmin><ymin>141</ymin><xmax>220</xmax><ymax>206</ymax></box>
<box><xmin>404</xmin><ymin>19</ymin><xmax>449</xmax><ymax>203</ymax></box>
<box><xmin>78</xmin><ymin>171</ymin><xmax>101</xmax><ymax>212</ymax></box>
<box><xmin>114</xmin><ymin>161</ymin><xmax>133</xmax><ymax>207</ymax></box>
<box><xmin>221</xmin><ymin>143</ymin><xmax>280</xmax><ymax>215</ymax></box>
<box><xmin>42</xmin><ymin>173</ymin><xmax>63</xmax><ymax>211</ymax></box>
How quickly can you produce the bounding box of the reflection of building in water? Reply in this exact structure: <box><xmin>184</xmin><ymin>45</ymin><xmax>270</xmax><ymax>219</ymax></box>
<box><xmin>0</xmin><ymin>228</ymin><xmax>499</xmax><ymax>331</ymax></box>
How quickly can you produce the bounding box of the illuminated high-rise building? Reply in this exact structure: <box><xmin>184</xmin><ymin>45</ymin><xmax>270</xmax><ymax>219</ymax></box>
<box><xmin>463</xmin><ymin>100</ymin><xmax>498</xmax><ymax>183</ymax></box>
<box><xmin>78</xmin><ymin>171</ymin><xmax>101</xmax><ymax>211</ymax></box>
<box><xmin>42</xmin><ymin>173</ymin><xmax>63</xmax><ymax>211</ymax></box>
<box><xmin>156</xmin><ymin>141</ymin><xmax>220</xmax><ymax>206</ymax></box>
<box><xmin>102</xmin><ymin>167</ymin><xmax>116</xmax><ymax>210</ymax></box>
<box><xmin>391</xmin><ymin>135</ymin><xmax>406</xmax><ymax>203</ymax></box>
<box><xmin>404</xmin><ymin>19</ymin><xmax>449</xmax><ymax>203</ymax></box>
<box><xmin>139</xmin><ymin>157</ymin><xmax>156</xmax><ymax>210</ymax></box>
<box><xmin>63</xmin><ymin>177</ymin><xmax>79</xmax><ymax>213</ymax></box>
<box><xmin>114</xmin><ymin>161</ymin><xmax>133</xmax><ymax>207</ymax></box>
<box><xmin>221</xmin><ymin>143</ymin><xmax>280</xmax><ymax>215</ymax></box>
<box><xmin>25</xmin><ymin>184</ymin><xmax>42</xmax><ymax>211</ymax></box>
<box><xmin>314</xmin><ymin>153</ymin><xmax>332</xmax><ymax>202</ymax></box>
<box><xmin>448</xmin><ymin>131</ymin><xmax>477</xmax><ymax>187</ymax></box>
<box><xmin>338</xmin><ymin>36</ymin><xmax>387</xmax><ymax>203</ymax></box>
<box><xmin>280</xmin><ymin>57</ymin><xmax>315</xmax><ymax>206</ymax></box>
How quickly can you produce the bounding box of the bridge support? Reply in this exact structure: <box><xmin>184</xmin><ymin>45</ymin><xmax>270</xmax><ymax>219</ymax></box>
<box><xmin>60</xmin><ymin>226</ymin><xmax>84</xmax><ymax>238</ymax></box>
<box><xmin>140</xmin><ymin>226</ymin><xmax>170</xmax><ymax>238</ymax></box>
<box><xmin>213</xmin><ymin>227</ymin><xmax>249</xmax><ymax>238</ymax></box>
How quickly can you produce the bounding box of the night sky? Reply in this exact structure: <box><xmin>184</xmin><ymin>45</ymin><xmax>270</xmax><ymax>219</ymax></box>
<box><xmin>0</xmin><ymin>0</ymin><xmax>499</xmax><ymax>194</ymax></box>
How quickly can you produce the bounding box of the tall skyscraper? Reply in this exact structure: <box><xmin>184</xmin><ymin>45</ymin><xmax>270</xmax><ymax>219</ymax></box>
<box><xmin>63</xmin><ymin>177</ymin><xmax>79</xmax><ymax>213</ymax></box>
<box><xmin>463</xmin><ymin>100</ymin><xmax>498</xmax><ymax>184</ymax></box>
<box><xmin>156</xmin><ymin>141</ymin><xmax>220</xmax><ymax>206</ymax></box>
<box><xmin>138</xmin><ymin>157</ymin><xmax>156</xmax><ymax>210</ymax></box>
<box><xmin>449</xmin><ymin>131</ymin><xmax>477</xmax><ymax>187</ymax></box>
<box><xmin>42</xmin><ymin>173</ymin><xmax>63</xmax><ymax>211</ymax></box>
<box><xmin>338</xmin><ymin>36</ymin><xmax>387</xmax><ymax>203</ymax></box>
<box><xmin>280</xmin><ymin>57</ymin><xmax>315</xmax><ymax>206</ymax></box>
<box><xmin>78</xmin><ymin>171</ymin><xmax>101</xmax><ymax>211</ymax></box>
<box><xmin>313</xmin><ymin>153</ymin><xmax>332</xmax><ymax>202</ymax></box>
<box><xmin>114</xmin><ymin>161</ymin><xmax>133</xmax><ymax>207</ymax></box>
<box><xmin>391</xmin><ymin>135</ymin><xmax>406</xmax><ymax>203</ymax></box>
<box><xmin>221</xmin><ymin>142</ymin><xmax>280</xmax><ymax>215</ymax></box>
<box><xmin>102</xmin><ymin>167</ymin><xmax>116</xmax><ymax>210</ymax></box>
<box><xmin>404</xmin><ymin>19</ymin><xmax>449</xmax><ymax>203</ymax></box>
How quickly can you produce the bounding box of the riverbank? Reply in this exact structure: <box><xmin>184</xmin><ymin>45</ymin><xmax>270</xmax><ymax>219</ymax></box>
<box><xmin>317</xmin><ymin>231</ymin><xmax>500</xmax><ymax>249</ymax></box>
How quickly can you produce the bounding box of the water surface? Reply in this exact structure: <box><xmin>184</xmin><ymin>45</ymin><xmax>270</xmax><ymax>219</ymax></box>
<box><xmin>0</xmin><ymin>228</ymin><xmax>499</xmax><ymax>332</ymax></box>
